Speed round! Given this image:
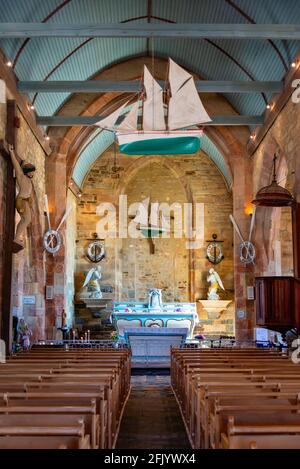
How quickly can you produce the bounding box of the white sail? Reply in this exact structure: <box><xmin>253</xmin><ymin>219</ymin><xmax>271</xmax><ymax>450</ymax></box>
<box><xmin>94</xmin><ymin>101</ymin><xmax>128</xmax><ymax>129</ymax></box>
<box><xmin>118</xmin><ymin>101</ymin><xmax>139</xmax><ymax>131</ymax></box>
<box><xmin>150</xmin><ymin>202</ymin><xmax>170</xmax><ymax>232</ymax></box>
<box><xmin>133</xmin><ymin>197</ymin><xmax>149</xmax><ymax>225</ymax></box>
<box><xmin>168</xmin><ymin>59</ymin><xmax>211</xmax><ymax>130</ymax></box>
<box><xmin>149</xmin><ymin>202</ymin><xmax>161</xmax><ymax>229</ymax></box>
<box><xmin>143</xmin><ymin>66</ymin><xmax>166</xmax><ymax>131</ymax></box>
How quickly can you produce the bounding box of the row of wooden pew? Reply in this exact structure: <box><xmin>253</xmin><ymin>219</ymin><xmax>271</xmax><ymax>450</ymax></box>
<box><xmin>171</xmin><ymin>347</ymin><xmax>300</xmax><ymax>449</ymax></box>
<box><xmin>0</xmin><ymin>347</ymin><xmax>131</xmax><ymax>449</ymax></box>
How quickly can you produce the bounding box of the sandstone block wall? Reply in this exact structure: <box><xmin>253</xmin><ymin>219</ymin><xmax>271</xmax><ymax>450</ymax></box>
<box><xmin>76</xmin><ymin>149</ymin><xmax>235</xmax><ymax>336</ymax></box>
<box><xmin>7</xmin><ymin>111</ymin><xmax>46</xmax><ymax>342</ymax></box>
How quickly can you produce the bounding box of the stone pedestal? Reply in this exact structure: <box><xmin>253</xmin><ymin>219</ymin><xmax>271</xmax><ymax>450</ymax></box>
<box><xmin>198</xmin><ymin>299</ymin><xmax>232</xmax><ymax>319</ymax></box>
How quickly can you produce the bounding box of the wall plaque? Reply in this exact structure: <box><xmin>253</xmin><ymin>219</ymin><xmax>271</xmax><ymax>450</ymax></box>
<box><xmin>23</xmin><ymin>295</ymin><xmax>36</xmax><ymax>305</ymax></box>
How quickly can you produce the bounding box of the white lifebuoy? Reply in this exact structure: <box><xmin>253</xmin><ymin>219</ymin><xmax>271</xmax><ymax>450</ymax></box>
<box><xmin>240</xmin><ymin>241</ymin><xmax>256</xmax><ymax>264</ymax></box>
<box><xmin>43</xmin><ymin>229</ymin><xmax>62</xmax><ymax>254</ymax></box>
<box><xmin>87</xmin><ymin>241</ymin><xmax>105</xmax><ymax>263</ymax></box>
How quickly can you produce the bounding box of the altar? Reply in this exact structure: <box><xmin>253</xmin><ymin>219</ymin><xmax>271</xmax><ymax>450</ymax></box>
<box><xmin>124</xmin><ymin>327</ymin><xmax>188</xmax><ymax>368</ymax></box>
<box><xmin>112</xmin><ymin>301</ymin><xmax>198</xmax><ymax>339</ymax></box>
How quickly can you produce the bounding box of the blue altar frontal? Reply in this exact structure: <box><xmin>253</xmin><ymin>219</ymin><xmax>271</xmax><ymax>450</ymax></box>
<box><xmin>112</xmin><ymin>301</ymin><xmax>198</xmax><ymax>339</ymax></box>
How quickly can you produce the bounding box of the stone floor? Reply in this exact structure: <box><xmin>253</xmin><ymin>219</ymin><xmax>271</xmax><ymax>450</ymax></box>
<box><xmin>116</xmin><ymin>373</ymin><xmax>191</xmax><ymax>449</ymax></box>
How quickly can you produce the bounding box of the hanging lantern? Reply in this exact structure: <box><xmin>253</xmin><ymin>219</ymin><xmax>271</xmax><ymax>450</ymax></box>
<box><xmin>252</xmin><ymin>154</ymin><xmax>294</xmax><ymax>207</ymax></box>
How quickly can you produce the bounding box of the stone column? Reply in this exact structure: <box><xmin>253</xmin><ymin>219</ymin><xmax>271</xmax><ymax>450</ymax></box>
<box><xmin>232</xmin><ymin>152</ymin><xmax>255</xmax><ymax>344</ymax></box>
<box><xmin>45</xmin><ymin>151</ymin><xmax>67</xmax><ymax>338</ymax></box>
<box><xmin>0</xmin><ymin>79</ymin><xmax>7</xmax><ymax>340</ymax></box>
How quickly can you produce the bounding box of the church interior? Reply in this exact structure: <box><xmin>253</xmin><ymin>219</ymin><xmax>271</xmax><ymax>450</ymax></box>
<box><xmin>0</xmin><ymin>0</ymin><xmax>300</xmax><ymax>452</ymax></box>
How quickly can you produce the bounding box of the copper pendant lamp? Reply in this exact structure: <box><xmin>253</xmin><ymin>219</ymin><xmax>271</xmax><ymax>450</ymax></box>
<box><xmin>252</xmin><ymin>154</ymin><xmax>294</xmax><ymax>207</ymax></box>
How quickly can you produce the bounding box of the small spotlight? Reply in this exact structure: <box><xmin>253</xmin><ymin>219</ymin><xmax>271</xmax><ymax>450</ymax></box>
<box><xmin>78</xmin><ymin>192</ymin><xmax>82</xmax><ymax>198</ymax></box>
<box><xmin>291</xmin><ymin>62</ymin><xmax>296</xmax><ymax>68</ymax></box>
<box><xmin>6</xmin><ymin>60</ymin><xmax>12</xmax><ymax>67</ymax></box>
<box><xmin>30</xmin><ymin>104</ymin><xmax>35</xmax><ymax>110</ymax></box>
<box><xmin>70</xmin><ymin>181</ymin><xmax>73</xmax><ymax>186</ymax></box>
<box><xmin>45</xmin><ymin>135</ymin><xmax>50</xmax><ymax>141</ymax></box>
<box><xmin>266</xmin><ymin>104</ymin><xmax>271</xmax><ymax>110</ymax></box>
<box><xmin>250</xmin><ymin>134</ymin><xmax>255</xmax><ymax>140</ymax></box>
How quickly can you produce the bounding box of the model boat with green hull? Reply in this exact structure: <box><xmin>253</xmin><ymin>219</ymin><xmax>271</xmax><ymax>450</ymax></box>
<box><xmin>95</xmin><ymin>59</ymin><xmax>211</xmax><ymax>155</ymax></box>
<box><xmin>119</xmin><ymin>134</ymin><xmax>201</xmax><ymax>155</ymax></box>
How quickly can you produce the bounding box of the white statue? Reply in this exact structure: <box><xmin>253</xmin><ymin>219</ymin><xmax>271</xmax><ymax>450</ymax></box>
<box><xmin>207</xmin><ymin>268</ymin><xmax>225</xmax><ymax>300</ymax></box>
<box><xmin>80</xmin><ymin>266</ymin><xmax>102</xmax><ymax>299</ymax></box>
<box><xmin>148</xmin><ymin>288</ymin><xmax>163</xmax><ymax>309</ymax></box>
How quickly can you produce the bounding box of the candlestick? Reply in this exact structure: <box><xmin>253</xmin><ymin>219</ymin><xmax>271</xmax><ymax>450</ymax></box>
<box><xmin>87</xmin><ymin>330</ymin><xmax>90</xmax><ymax>342</ymax></box>
<box><xmin>84</xmin><ymin>332</ymin><xmax>87</xmax><ymax>342</ymax></box>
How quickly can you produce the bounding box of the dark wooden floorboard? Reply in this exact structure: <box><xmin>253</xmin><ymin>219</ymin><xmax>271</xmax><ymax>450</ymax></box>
<box><xmin>116</xmin><ymin>375</ymin><xmax>191</xmax><ymax>449</ymax></box>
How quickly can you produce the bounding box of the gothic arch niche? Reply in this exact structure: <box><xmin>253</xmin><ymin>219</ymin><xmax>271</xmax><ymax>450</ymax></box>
<box><xmin>120</xmin><ymin>159</ymin><xmax>190</xmax><ymax>303</ymax></box>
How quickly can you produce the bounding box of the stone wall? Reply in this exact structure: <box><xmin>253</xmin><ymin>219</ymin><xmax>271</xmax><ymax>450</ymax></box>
<box><xmin>76</xmin><ymin>148</ymin><xmax>235</xmax><ymax>336</ymax></box>
<box><xmin>10</xmin><ymin>111</ymin><xmax>46</xmax><ymax>342</ymax></box>
<box><xmin>65</xmin><ymin>189</ymin><xmax>77</xmax><ymax>327</ymax></box>
<box><xmin>252</xmin><ymin>97</ymin><xmax>299</xmax><ymax>277</ymax></box>
<box><xmin>0</xmin><ymin>95</ymin><xmax>6</xmax><ymax>335</ymax></box>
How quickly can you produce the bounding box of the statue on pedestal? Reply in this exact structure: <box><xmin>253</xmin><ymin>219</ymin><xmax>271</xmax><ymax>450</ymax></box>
<box><xmin>17</xmin><ymin>318</ymin><xmax>32</xmax><ymax>350</ymax></box>
<box><xmin>8</xmin><ymin>145</ymin><xmax>36</xmax><ymax>253</ymax></box>
<box><xmin>79</xmin><ymin>266</ymin><xmax>103</xmax><ymax>300</ymax></box>
<box><xmin>148</xmin><ymin>288</ymin><xmax>163</xmax><ymax>309</ymax></box>
<box><xmin>57</xmin><ymin>309</ymin><xmax>69</xmax><ymax>340</ymax></box>
<box><xmin>207</xmin><ymin>268</ymin><xmax>225</xmax><ymax>300</ymax></box>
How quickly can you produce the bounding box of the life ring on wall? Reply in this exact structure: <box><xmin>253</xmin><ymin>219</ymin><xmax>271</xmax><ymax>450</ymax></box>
<box><xmin>87</xmin><ymin>241</ymin><xmax>105</xmax><ymax>263</ymax></box>
<box><xmin>43</xmin><ymin>229</ymin><xmax>62</xmax><ymax>254</ymax></box>
<box><xmin>239</xmin><ymin>241</ymin><xmax>256</xmax><ymax>265</ymax></box>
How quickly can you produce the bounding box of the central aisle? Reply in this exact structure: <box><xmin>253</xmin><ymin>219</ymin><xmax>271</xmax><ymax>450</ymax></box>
<box><xmin>116</xmin><ymin>373</ymin><xmax>191</xmax><ymax>449</ymax></box>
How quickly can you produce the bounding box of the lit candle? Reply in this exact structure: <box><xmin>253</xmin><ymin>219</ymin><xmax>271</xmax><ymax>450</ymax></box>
<box><xmin>87</xmin><ymin>330</ymin><xmax>90</xmax><ymax>342</ymax></box>
<box><xmin>80</xmin><ymin>336</ymin><xmax>83</xmax><ymax>342</ymax></box>
<box><xmin>84</xmin><ymin>332</ymin><xmax>87</xmax><ymax>342</ymax></box>
<box><xmin>72</xmin><ymin>330</ymin><xmax>75</xmax><ymax>342</ymax></box>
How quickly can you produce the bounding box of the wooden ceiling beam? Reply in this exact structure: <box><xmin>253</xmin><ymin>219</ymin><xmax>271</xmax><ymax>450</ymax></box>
<box><xmin>37</xmin><ymin>115</ymin><xmax>264</xmax><ymax>127</ymax></box>
<box><xmin>18</xmin><ymin>80</ymin><xmax>283</xmax><ymax>94</ymax></box>
<box><xmin>1</xmin><ymin>23</ymin><xmax>300</xmax><ymax>39</ymax></box>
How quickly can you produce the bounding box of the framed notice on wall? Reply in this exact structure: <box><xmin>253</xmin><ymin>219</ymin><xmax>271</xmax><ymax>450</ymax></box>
<box><xmin>45</xmin><ymin>286</ymin><xmax>54</xmax><ymax>300</ymax></box>
<box><xmin>23</xmin><ymin>295</ymin><xmax>36</xmax><ymax>305</ymax></box>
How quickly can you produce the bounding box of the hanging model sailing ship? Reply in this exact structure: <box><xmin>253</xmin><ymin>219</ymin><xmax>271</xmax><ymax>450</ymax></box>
<box><xmin>132</xmin><ymin>197</ymin><xmax>170</xmax><ymax>237</ymax></box>
<box><xmin>95</xmin><ymin>59</ymin><xmax>211</xmax><ymax>155</ymax></box>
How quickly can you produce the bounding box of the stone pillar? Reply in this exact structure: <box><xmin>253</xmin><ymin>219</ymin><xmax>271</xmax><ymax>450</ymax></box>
<box><xmin>0</xmin><ymin>79</ymin><xmax>7</xmax><ymax>340</ymax></box>
<box><xmin>232</xmin><ymin>152</ymin><xmax>255</xmax><ymax>344</ymax></box>
<box><xmin>45</xmin><ymin>152</ymin><xmax>67</xmax><ymax>338</ymax></box>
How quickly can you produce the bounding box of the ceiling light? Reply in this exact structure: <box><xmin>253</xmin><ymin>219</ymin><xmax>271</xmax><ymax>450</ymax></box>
<box><xmin>45</xmin><ymin>135</ymin><xmax>50</xmax><ymax>141</ymax></box>
<box><xmin>291</xmin><ymin>62</ymin><xmax>296</xmax><ymax>68</ymax></box>
<box><xmin>266</xmin><ymin>104</ymin><xmax>271</xmax><ymax>110</ymax></box>
<box><xmin>6</xmin><ymin>60</ymin><xmax>12</xmax><ymax>67</ymax></box>
<box><xmin>30</xmin><ymin>104</ymin><xmax>35</xmax><ymax>110</ymax></box>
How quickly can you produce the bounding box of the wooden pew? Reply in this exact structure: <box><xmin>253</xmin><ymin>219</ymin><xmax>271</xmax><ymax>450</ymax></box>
<box><xmin>0</xmin><ymin>348</ymin><xmax>131</xmax><ymax>449</ymax></box>
<box><xmin>171</xmin><ymin>347</ymin><xmax>300</xmax><ymax>450</ymax></box>
<box><xmin>221</xmin><ymin>416</ymin><xmax>300</xmax><ymax>449</ymax></box>
<box><xmin>0</xmin><ymin>402</ymin><xmax>98</xmax><ymax>448</ymax></box>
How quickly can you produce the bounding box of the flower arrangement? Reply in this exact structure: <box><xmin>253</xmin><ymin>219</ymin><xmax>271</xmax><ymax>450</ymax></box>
<box><xmin>195</xmin><ymin>334</ymin><xmax>206</xmax><ymax>340</ymax></box>
<box><xmin>110</xmin><ymin>331</ymin><xmax>119</xmax><ymax>341</ymax></box>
